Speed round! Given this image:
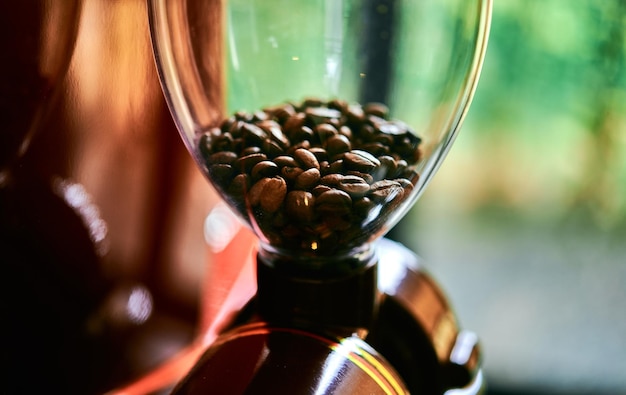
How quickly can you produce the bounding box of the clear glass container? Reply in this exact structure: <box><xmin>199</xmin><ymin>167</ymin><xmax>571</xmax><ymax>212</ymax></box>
<box><xmin>147</xmin><ymin>0</ymin><xmax>492</xmax><ymax>393</ymax></box>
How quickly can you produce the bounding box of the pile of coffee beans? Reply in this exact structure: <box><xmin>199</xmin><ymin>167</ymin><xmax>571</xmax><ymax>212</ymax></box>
<box><xmin>197</xmin><ymin>98</ymin><xmax>423</xmax><ymax>255</ymax></box>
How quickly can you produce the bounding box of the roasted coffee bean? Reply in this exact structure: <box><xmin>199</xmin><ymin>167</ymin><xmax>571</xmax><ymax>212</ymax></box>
<box><xmin>265</xmin><ymin>103</ymin><xmax>296</xmax><ymax>122</ymax></box>
<box><xmin>251</xmin><ymin>160</ymin><xmax>279</xmax><ymax>181</ymax></box>
<box><xmin>208</xmin><ymin>164</ymin><xmax>234</xmax><ymax>187</ymax></box>
<box><xmin>395</xmin><ymin>178</ymin><xmax>414</xmax><ymax>191</ymax></box>
<box><xmin>327</xmin><ymin>98</ymin><xmax>348</xmax><ymax>112</ymax></box>
<box><xmin>231</xmin><ymin>137</ymin><xmax>245</xmax><ymax>153</ymax></box>
<box><xmin>363</xmin><ymin>102</ymin><xmax>389</xmax><ymax>118</ymax></box>
<box><xmin>400</xmin><ymin>167</ymin><xmax>420</xmax><ymax>181</ymax></box>
<box><xmin>294</xmin><ymin>148</ymin><xmax>320</xmax><ymax>170</ymax></box>
<box><xmin>234</xmin><ymin>110</ymin><xmax>252</xmax><ymax>121</ymax></box>
<box><xmin>273</xmin><ymin>155</ymin><xmax>298</xmax><ymax>168</ymax></box>
<box><xmin>208</xmin><ymin>151</ymin><xmax>238</xmax><ymax>165</ymax></box>
<box><xmin>315</xmin><ymin>123</ymin><xmax>338</xmax><ymax>142</ymax></box>
<box><xmin>338</xmin><ymin>125</ymin><xmax>353</xmax><ymax>140</ymax></box>
<box><xmin>251</xmin><ymin>176</ymin><xmax>287</xmax><ymax>213</ymax></box>
<box><xmin>240</xmin><ymin>123</ymin><xmax>267</xmax><ymax>146</ymax></box>
<box><xmin>248</xmin><ymin>177</ymin><xmax>272</xmax><ymax>207</ymax></box>
<box><xmin>346</xmin><ymin>104</ymin><xmax>365</xmax><ymax>124</ymax></box>
<box><xmin>373</xmin><ymin>133</ymin><xmax>394</xmax><ymax>146</ymax></box>
<box><xmin>220</xmin><ymin>116</ymin><xmax>236</xmax><ymax>134</ymax></box>
<box><xmin>302</xmin><ymin>97</ymin><xmax>324</xmax><ymax>108</ymax></box>
<box><xmin>319</xmin><ymin>173</ymin><xmax>343</xmax><ymax>186</ymax></box>
<box><xmin>262</xmin><ymin>177</ymin><xmax>287</xmax><ymax>213</ymax></box>
<box><xmin>357</xmin><ymin>142</ymin><xmax>389</xmax><ymax>157</ymax></box>
<box><xmin>235</xmin><ymin>152</ymin><xmax>267</xmax><ymax>173</ymax></box>
<box><xmin>227</xmin><ymin>120</ymin><xmax>245</xmax><ymax>136</ymax></box>
<box><xmin>346</xmin><ymin>171</ymin><xmax>374</xmax><ymax>185</ymax></box>
<box><xmin>316</xmin><ymin>189</ymin><xmax>352</xmax><ymax>216</ymax></box>
<box><xmin>281</xmin><ymin>166</ymin><xmax>304</xmax><ymax>182</ymax></box>
<box><xmin>337</xmin><ymin>175</ymin><xmax>370</xmax><ymax>198</ymax></box>
<box><xmin>309</xmin><ymin>147</ymin><xmax>329</xmax><ymax>162</ymax></box>
<box><xmin>286</xmin><ymin>190</ymin><xmax>316</xmax><ymax>223</ymax></box>
<box><xmin>328</xmin><ymin>159</ymin><xmax>344</xmax><ymax>174</ymax></box>
<box><xmin>294</xmin><ymin>168</ymin><xmax>321</xmax><ymax>190</ymax></box>
<box><xmin>213</xmin><ymin>132</ymin><xmax>234</xmax><ymax>152</ymax></box>
<box><xmin>325</xmin><ymin>134</ymin><xmax>351</xmax><ymax>157</ymax></box>
<box><xmin>305</xmin><ymin>106</ymin><xmax>342</xmax><ymax>125</ymax></box>
<box><xmin>288</xmin><ymin>140</ymin><xmax>311</xmax><ymax>155</ymax></box>
<box><xmin>368</xmin><ymin>180</ymin><xmax>403</xmax><ymax>203</ymax></box>
<box><xmin>262</xmin><ymin>140</ymin><xmax>284</xmax><ymax>158</ymax></box>
<box><xmin>198</xmin><ymin>131</ymin><xmax>213</xmax><ymax>157</ymax></box>
<box><xmin>312</xmin><ymin>185</ymin><xmax>332</xmax><ymax>196</ymax></box>
<box><xmin>378</xmin><ymin>121</ymin><xmax>406</xmax><ymax>136</ymax></box>
<box><xmin>395</xmin><ymin>159</ymin><xmax>408</xmax><ymax>178</ymax></box>
<box><xmin>241</xmin><ymin>146</ymin><xmax>262</xmax><ymax>156</ymax></box>
<box><xmin>375</xmin><ymin>155</ymin><xmax>397</xmax><ymax>180</ymax></box>
<box><xmin>284</xmin><ymin>112</ymin><xmax>307</xmax><ymax>135</ymax></box>
<box><xmin>358</xmin><ymin>124</ymin><xmax>376</xmax><ymax>142</ymax></box>
<box><xmin>319</xmin><ymin>160</ymin><xmax>331</xmax><ymax>176</ymax></box>
<box><xmin>353</xmin><ymin>197</ymin><xmax>374</xmax><ymax>217</ymax></box>
<box><xmin>228</xmin><ymin>173</ymin><xmax>250</xmax><ymax>198</ymax></box>
<box><xmin>343</xmin><ymin>149</ymin><xmax>381</xmax><ymax>173</ymax></box>
<box><xmin>258</xmin><ymin>119</ymin><xmax>290</xmax><ymax>149</ymax></box>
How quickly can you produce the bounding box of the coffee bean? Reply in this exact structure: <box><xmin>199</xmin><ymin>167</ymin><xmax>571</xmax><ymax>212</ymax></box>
<box><xmin>273</xmin><ymin>155</ymin><xmax>298</xmax><ymax>168</ymax></box>
<box><xmin>286</xmin><ymin>191</ymin><xmax>316</xmax><ymax>223</ymax></box>
<box><xmin>251</xmin><ymin>160</ymin><xmax>279</xmax><ymax>181</ymax></box>
<box><xmin>294</xmin><ymin>168</ymin><xmax>321</xmax><ymax>190</ymax></box>
<box><xmin>258</xmin><ymin>119</ymin><xmax>290</xmax><ymax>149</ymax></box>
<box><xmin>338</xmin><ymin>125</ymin><xmax>353</xmax><ymax>140</ymax></box>
<box><xmin>363</xmin><ymin>102</ymin><xmax>389</xmax><ymax>118</ymax></box>
<box><xmin>258</xmin><ymin>177</ymin><xmax>287</xmax><ymax>213</ymax></box>
<box><xmin>262</xmin><ymin>140</ymin><xmax>284</xmax><ymax>158</ymax></box>
<box><xmin>357</xmin><ymin>142</ymin><xmax>389</xmax><ymax>157</ymax></box>
<box><xmin>346</xmin><ymin>104</ymin><xmax>365</xmax><ymax>124</ymax></box>
<box><xmin>265</xmin><ymin>103</ymin><xmax>295</xmax><ymax>123</ymax></box>
<box><xmin>228</xmin><ymin>173</ymin><xmax>250</xmax><ymax>198</ymax></box>
<box><xmin>320</xmin><ymin>173</ymin><xmax>343</xmax><ymax>186</ymax></box>
<box><xmin>368</xmin><ymin>180</ymin><xmax>403</xmax><ymax>203</ymax></box>
<box><xmin>302</xmin><ymin>97</ymin><xmax>324</xmax><ymax>108</ymax></box>
<box><xmin>309</xmin><ymin>147</ymin><xmax>329</xmax><ymax>162</ymax></box>
<box><xmin>327</xmin><ymin>98</ymin><xmax>348</xmax><ymax>112</ymax></box>
<box><xmin>264</xmin><ymin>178</ymin><xmax>288</xmax><ymax>213</ymax></box>
<box><xmin>252</xmin><ymin>110</ymin><xmax>268</xmax><ymax>122</ymax></box>
<box><xmin>316</xmin><ymin>189</ymin><xmax>352</xmax><ymax>216</ymax></box>
<box><xmin>337</xmin><ymin>175</ymin><xmax>370</xmax><ymax>198</ymax></box>
<box><xmin>328</xmin><ymin>159</ymin><xmax>344</xmax><ymax>174</ymax></box>
<box><xmin>284</xmin><ymin>112</ymin><xmax>306</xmax><ymax>135</ymax></box>
<box><xmin>343</xmin><ymin>149</ymin><xmax>381</xmax><ymax>173</ymax></box>
<box><xmin>235</xmin><ymin>152</ymin><xmax>267</xmax><ymax>173</ymax></box>
<box><xmin>315</xmin><ymin>123</ymin><xmax>338</xmax><ymax>142</ymax></box>
<box><xmin>374</xmin><ymin>155</ymin><xmax>397</xmax><ymax>180</ymax></box>
<box><xmin>208</xmin><ymin>164</ymin><xmax>234</xmax><ymax>188</ymax></box>
<box><xmin>294</xmin><ymin>148</ymin><xmax>320</xmax><ymax>170</ymax></box>
<box><xmin>353</xmin><ymin>197</ymin><xmax>374</xmax><ymax>217</ymax></box>
<box><xmin>312</xmin><ymin>185</ymin><xmax>332</xmax><ymax>196</ymax></box>
<box><xmin>248</xmin><ymin>177</ymin><xmax>272</xmax><ymax>207</ymax></box>
<box><xmin>213</xmin><ymin>132</ymin><xmax>234</xmax><ymax>152</ymax></box>
<box><xmin>305</xmin><ymin>106</ymin><xmax>342</xmax><ymax>125</ymax></box>
<box><xmin>288</xmin><ymin>140</ymin><xmax>311</xmax><ymax>155</ymax></box>
<box><xmin>325</xmin><ymin>134</ymin><xmax>352</xmax><ymax>157</ymax></box>
<box><xmin>240</xmin><ymin>123</ymin><xmax>267</xmax><ymax>146</ymax></box>
<box><xmin>241</xmin><ymin>146</ymin><xmax>262</xmax><ymax>156</ymax></box>
<box><xmin>208</xmin><ymin>151</ymin><xmax>238</xmax><ymax>165</ymax></box>
<box><xmin>281</xmin><ymin>166</ymin><xmax>304</xmax><ymax>182</ymax></box>
<box><xmin>346</xmin><ymin>171</ymin><xmax>374</xmax><ymax>185</ymax></box>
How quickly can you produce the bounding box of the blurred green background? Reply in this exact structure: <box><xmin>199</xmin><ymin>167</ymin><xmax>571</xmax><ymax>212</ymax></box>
<box><xmin>395</xmin><ymin>1</ymin><xmax>626</xmax><ymax>394</ymax></box>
